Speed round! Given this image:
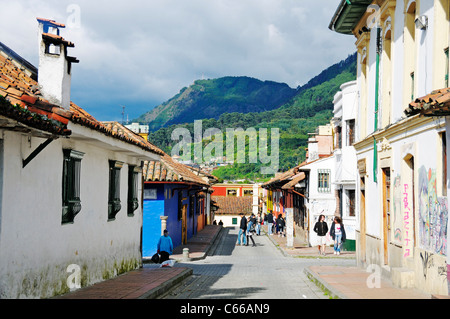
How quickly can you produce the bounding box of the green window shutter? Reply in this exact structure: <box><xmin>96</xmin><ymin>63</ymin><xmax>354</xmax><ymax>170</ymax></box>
<box><xmin>62</xmin><ymin>149</ymin><xmax>84</xmax><ymax>224</ymax></box>
<box><xmin>127</xmin><ymin>165</ymin><xmax>140</xmax><ymax>216</ymax></box>
<box><xmin>108</xmin><ymin>160</ymin><xmax>123</xmax><ymax>220</ymax></box>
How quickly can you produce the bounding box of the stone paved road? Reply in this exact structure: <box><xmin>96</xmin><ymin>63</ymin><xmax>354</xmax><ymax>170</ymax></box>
<box><xmin>158</xmin><ymin>226</ymin><xmax>356</xmax><ymax>299</ymax></box>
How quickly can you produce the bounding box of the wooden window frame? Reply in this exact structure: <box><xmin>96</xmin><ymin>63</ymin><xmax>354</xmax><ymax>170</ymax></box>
<box><xmin>127</xmin><ymin>165</ymin><xmax>140</xmax><ymax>216</ymax></box>
<box><xmin>62</xmin><ymin>149</ymin><xmax>84</xmax><ymax>224</ymax></box>
<box><xmin>108</xmin><ymin>160</ymin><xmax>123</xmax><ymax>221</ymax></box>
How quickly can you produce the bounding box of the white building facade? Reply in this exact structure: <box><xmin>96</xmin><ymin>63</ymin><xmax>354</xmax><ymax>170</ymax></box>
<box><xmin>332</xmin><ymin>81</ymin><xmax>358</xmax><ymax>249</ymax></box>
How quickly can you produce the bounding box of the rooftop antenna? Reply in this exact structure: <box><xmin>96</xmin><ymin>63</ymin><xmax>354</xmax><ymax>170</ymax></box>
<box><xmin>121</xmin><ymin>105</ymin><xmax>125</xmax><ymax>124</ymax></box>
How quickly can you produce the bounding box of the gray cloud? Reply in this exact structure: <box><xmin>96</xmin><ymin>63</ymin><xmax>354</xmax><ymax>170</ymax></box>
<box><xmin>0</xmin><ymin>0</ymin><xmax>355</xmax><ymax>121</ymax></box>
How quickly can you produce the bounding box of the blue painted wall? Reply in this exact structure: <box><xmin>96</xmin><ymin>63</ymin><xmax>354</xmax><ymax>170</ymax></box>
<box><xmin>143</xmin><ymin>184</ymin><xmax>201</xmax><ymax>257</ymax></box>
<box><xmin>142</xmin><ymin>184</ymin><xmax>164</xmax><ymax>257</ymax></box>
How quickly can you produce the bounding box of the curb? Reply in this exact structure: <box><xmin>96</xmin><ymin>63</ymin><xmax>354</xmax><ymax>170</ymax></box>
<box><xmin>303</xmin><ymin>267</ymin><xmax>344</xmax><ymax>299</ymax></box>
<box><xmin>137</xmin><ymin>268</ymin><xmax>193</xmax><ymax>299</ymax></box>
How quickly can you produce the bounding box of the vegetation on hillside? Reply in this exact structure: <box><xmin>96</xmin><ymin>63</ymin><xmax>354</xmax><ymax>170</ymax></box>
<box><xmin>145</xmin><ymin>53</ymin><xmax>357</xmax><ymax>181</ymax></box>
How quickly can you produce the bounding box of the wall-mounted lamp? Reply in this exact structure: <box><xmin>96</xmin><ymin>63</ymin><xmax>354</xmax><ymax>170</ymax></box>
<box><xmin>415</xmin><ymin>15</ymin><xmax>428</xmax><ymax>30</ymax></box>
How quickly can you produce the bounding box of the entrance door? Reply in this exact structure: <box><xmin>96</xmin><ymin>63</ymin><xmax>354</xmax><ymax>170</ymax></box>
<box><xmin>382</xmin><ymin>168</ymin><xmax>391</xmax><ymax>265</ymax></box>
<box><xmin>182</xmin><ymin>204</ymin><xmax>187</xmax><ymax>244</ymax></box>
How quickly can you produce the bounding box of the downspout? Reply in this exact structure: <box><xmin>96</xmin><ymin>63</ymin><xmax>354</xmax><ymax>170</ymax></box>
<box><xmin>373</xmin><ymin>27</ymin><xmax>382</xmax><ymax>183</ymax></box>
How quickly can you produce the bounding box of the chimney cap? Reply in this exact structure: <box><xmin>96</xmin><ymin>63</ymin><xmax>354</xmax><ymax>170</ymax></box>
<box><xmin>36</xmin><ymin>17</ymin><xmax>66</xmax><ymax>28</ymax></box>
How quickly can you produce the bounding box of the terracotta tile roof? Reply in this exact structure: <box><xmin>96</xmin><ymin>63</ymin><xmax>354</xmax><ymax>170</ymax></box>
<box><xmin>405</xmin><ymin>87</ymin><xmax>450</xmax><ymax>117</ymax></box>
<box><xmin>143</xmin><ymin>153</ymin><xmax>210</xmax><ymax>187</ymax></box>
<box><xmin>0</xmin><ymin>53</ymin><xmax>71</xmax><ymax>135</ymax></box>
<box><xmin>281</xmin><ymin>172</ymin><xmax>306</xmax><ymax>190</ymax></box>
<box><xmin>262</xmin><ymin>166</ymin><xmax>300</xmax><ymax>188</ymax></box>
<box><xmin>36</xmin><ymin>17</ymin><xmax>65</xmax><ymax>28</ymax></box>
<box><xmin>0</xmin><ymin>44</ymin><xmax>163</xmax><ymax>155</ymax></box>
<box><xmin>211</xmin><ymin>196</ymin><xmax>253</xmax><ymax>216</ymax></box>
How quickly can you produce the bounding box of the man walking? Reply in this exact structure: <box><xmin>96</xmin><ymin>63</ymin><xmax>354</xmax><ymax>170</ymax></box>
<box><xmin>157</xmin><ymin>229</ymin><xmax>173</xmax><ymax>263</ymax></box>
<box><xmin>267</xmin><ymin>211</ymin><xmax>274</xmax><ymax>235</ymax></box>
<box><xmin>237</xmin><ymin>213</ymin><xmax>247</xmax><ymax>246</ymax></box>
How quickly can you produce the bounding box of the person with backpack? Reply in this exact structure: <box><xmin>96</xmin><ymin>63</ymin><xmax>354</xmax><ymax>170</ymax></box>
<box><xmin>330</xmin><ymin>216</ymin><xmax>346</xmax><ymax>255</ymax></box>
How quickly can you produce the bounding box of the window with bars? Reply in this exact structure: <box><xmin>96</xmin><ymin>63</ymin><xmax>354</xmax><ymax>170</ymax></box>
<box><xmin>127</xmin><ymin>165</ymin><xmax>140</xmax><ymax>216</ymax></box>
<box><xmin>62</xmin><ymin>149</ymin><xmax>84</xmax><ymax>224</ymax></box>
<box><xmin>347</xmin><ymin>189</ymin><xmax>355</xmax><ymax>217</ymax></box>
<box><xmin>335</xmin><ymin>126</ymin><xmax>342</xmax><ymax>149</ymax></box>
<box><xmin>346</xmin><ymin>119</ymin><xmax>355</xmax><ymax>146</ymax></box>
<box><xmin>318</xmin><ymin>170</ymin><xmax>331</xmax><ymax>193</ymax></box>
<box><xmin>108</xmin><ymin>160</ymin><xmax>123</xmax><ymax>221</ymax></box>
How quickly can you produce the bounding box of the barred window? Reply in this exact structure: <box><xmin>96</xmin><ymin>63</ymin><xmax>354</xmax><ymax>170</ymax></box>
<box><xmin>318</xmin><ymin>169</ymin><xmax>331</xmax><ymax>193</ymax></box>
<box><xmin>108</xmin><ymin>160</ymin><xmax>123</xmax><ymax>221</ymax></box>
<box><xmin>127</xmin><ymin>165</ymin><xmax>140</xmax><ymax>216</ymax></box>
<box><xmin>62</xmin><ymin>149</ymin><xmax>84</xmax><ymax>224</ymax></box>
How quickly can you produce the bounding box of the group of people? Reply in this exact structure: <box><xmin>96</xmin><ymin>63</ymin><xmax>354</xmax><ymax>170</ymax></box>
<box><xmin>237</xmin><ymin>212</ymin><xmax>263</xmax><ymax>247</ymax></box>
<box><xmin>264</xmin><ymin>211</ymin><xmax>285</xmax><ymax>237</ymax></box>
<box><xmin>313</xmin><ymin>214</ymin><xmax>346</xmax><ymax>256</ymax></box>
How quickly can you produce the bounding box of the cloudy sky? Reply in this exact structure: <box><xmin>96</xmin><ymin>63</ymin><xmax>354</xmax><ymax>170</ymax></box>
<box><xmin>0</xmin><ymin>0</ymin><xmax>355</xmax><ymax>121</ymax></box>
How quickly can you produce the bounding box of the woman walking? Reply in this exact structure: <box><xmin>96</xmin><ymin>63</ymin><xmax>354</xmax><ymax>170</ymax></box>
<box><xmin>313</xmin><ymin>214</ymin><xmax>328</xmax><ymax>255</ymax></box>
<box><xmin>330</xmin><ymin>216</ymin><xmax>346</xmax><ymax>255</ymax></box>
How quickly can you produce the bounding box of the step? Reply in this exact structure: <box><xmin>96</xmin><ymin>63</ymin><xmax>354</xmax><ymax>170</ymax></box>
<box><xmin>391</xmin><ymin>267</ymin><xmax>415</xmax><ymax>289</ymax></box>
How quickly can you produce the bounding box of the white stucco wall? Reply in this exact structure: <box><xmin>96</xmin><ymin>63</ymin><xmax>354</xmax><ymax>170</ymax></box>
<box><xmin>0</xmin><ymin>125</ymin><xmax>158</xmax><ymax>298</ymax></box>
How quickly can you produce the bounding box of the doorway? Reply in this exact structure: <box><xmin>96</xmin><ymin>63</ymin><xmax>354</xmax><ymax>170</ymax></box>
<box><xmin>382</xmin><ymin>168</ymin><xmax>391</xmax><ymax>265</ymax></box>
<box><xmin>182</xmin><ymin>204</ymin><xmax>187</xmax><ymax>245</ymax></box>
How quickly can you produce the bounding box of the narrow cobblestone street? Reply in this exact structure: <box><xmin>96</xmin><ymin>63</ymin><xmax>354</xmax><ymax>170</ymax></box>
<box><xmin>156</xmin><ymin>227</ymin><xmax>355</xmax><ymax>299</ymax></box>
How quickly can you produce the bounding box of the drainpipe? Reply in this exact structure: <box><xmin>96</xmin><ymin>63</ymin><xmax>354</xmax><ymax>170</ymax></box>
<box><xmin>373</xmin><ymin>27</ymin><xmax>382</xmax><ymax>183</ymax></box>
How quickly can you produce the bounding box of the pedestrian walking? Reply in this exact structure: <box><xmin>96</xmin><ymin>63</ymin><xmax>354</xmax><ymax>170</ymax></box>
<box><xmin>157</xmin><ymin>229</ymin><xmax>173</xmax><ymax>263</ymax></box>
<box><xmin>237</xmin><ymin>213</ymin><xmax>247</xmax><ymax>246</ymax></box>
<box><xmin>276</xmin><ymin>214</ymin><xmax>285</xmax><ymax>237</ymax></box>
<box><xmin>256</xmin><ymin>213</ymin><xmax>261</xmax><ymax>236</ymax></box>
<box><xmin>246</xmin><ymin>217</ymin><xmax>257</xmax><ymax>247</ymax></box>
<box><xmin>313</xmin><ymin>214</ymin><xmax>328</xmax><ymax>255</ymax></box>
<box><xmin>267</xmin><ymin>211</ymin><xmax>274</xmax><ymax>235</ymax></box>
<box><xmin>330</xmin><ymin>216</ymin><xmax>346</xmax><ymax>255</ymax></box>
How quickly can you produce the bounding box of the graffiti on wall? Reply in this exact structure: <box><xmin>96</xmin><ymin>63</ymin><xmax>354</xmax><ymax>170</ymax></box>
<box><xmin>418</xmin><ymin>166</ymin><xmax>448</xmax><ymax>256</ymax></box>
<box><xmin>403</xmin><ymin>182</ymin><xmax>413</xmax><ymax>257</ymax></box>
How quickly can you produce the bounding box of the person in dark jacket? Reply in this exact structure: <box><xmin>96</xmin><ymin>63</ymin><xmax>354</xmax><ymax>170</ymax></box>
<box><xmin>330</xmin><ymin>216</ymin><xmax>346</xmax><ymax>255</ymax></box>
<box><xmin>276</xmin><ymin>214</ymin><xmax>286</xmax><ymax>237</ymax></box>
<box><xmin>267</xmin><ymin>211</ymin><xmax>274</xmax><ymax>235</ymax></box>
<box><xmin>313</xmin><ymin>214</ymin><xmax>328</xmax><ymax>255</ymax></box>
<box><xmin>237</xmin><ymin>213</ymin><xmax>247</xmax><ymax>246</ymax></box>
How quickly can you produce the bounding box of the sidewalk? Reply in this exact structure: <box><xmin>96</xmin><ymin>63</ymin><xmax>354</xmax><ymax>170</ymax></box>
<box><xmin>56</xmin><ymin>225</ymin><xmax>223</xmax><ymax>299</ymax></box>
<box><xmin>263</xmin><ymin>224</ymin><xmax>432</xmax><ymax>299</ymax></box>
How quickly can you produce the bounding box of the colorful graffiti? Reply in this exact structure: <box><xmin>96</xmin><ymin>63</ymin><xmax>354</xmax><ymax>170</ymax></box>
<box><xmin>418</xmin><ymin>166</ymin><xmax>448</xmax><ymax>256</ymax></box>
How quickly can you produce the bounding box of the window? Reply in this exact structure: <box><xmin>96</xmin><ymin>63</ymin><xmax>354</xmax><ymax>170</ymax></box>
<box><xmin>347</xmin><ymin>120</ymin><xmax>355</xmax><ymax>146</ymax></box>
<box><xmin>127</xmin><ymin>165</ymin><xmax>140</xmax><ymax>216</ymax></box>
<box><xmin>227</xmin><ymin>189</ymin><xmax>237</xmax><ymax>196</ymax></box>
<box><xmin>347</xmin><ymin>189</ymin><xmax>356</xmax><ymax>217</ymax></box>
<box><xmin>243</xmin><ymin>189</ymin><xmax>253</xmax><ymax>196</ymax></box>
<box><xmin>108</xmin><ymin>160</ymin><xmax>123</xmax><ymax>220</ymax></box>
<box><xmin>410</xmin><ymin>72</ymin><xmax>415</xmax><ymax>101</ymax></box>
<box><xmin>232</xmin><ymin>217</ymin><xmax>238</xmax><ymax>225</ymax></box>
<box><xmin>335</xmin><ymin>126</ymin><xmax>342</xmax><ymax>149</ymax></box>
<box><xmin>62</xmin><ymin>149</ymin><xmax>84</xmax><ymax>224</ymax></box>
<box><xmin>318</xmin><ymin>170</ymin><xmax>331</xmax><ymax>193</ymax></box>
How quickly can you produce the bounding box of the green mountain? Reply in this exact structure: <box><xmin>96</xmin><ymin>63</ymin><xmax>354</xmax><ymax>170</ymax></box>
<box><xmin>145</xmin><ymin>53</ymin><xmax>357</xmax><ymax>181</ymax></box>
<box><xmin>136</xmin><ymin>76</ymin><xmax>297</xmax><ymax>131</ymax></box>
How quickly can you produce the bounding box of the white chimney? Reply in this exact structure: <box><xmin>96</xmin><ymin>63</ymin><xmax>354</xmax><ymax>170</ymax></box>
<box><xmin>37</xmin><ymin>18</ymin><xmax>78</xmax><ymax>110</ymax></box>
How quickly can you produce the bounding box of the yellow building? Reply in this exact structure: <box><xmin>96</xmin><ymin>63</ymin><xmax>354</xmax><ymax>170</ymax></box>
<box><xmin>329</xmin><ymin>0</ymin><xmax>449</xmax><ymax>295</ymax></box>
